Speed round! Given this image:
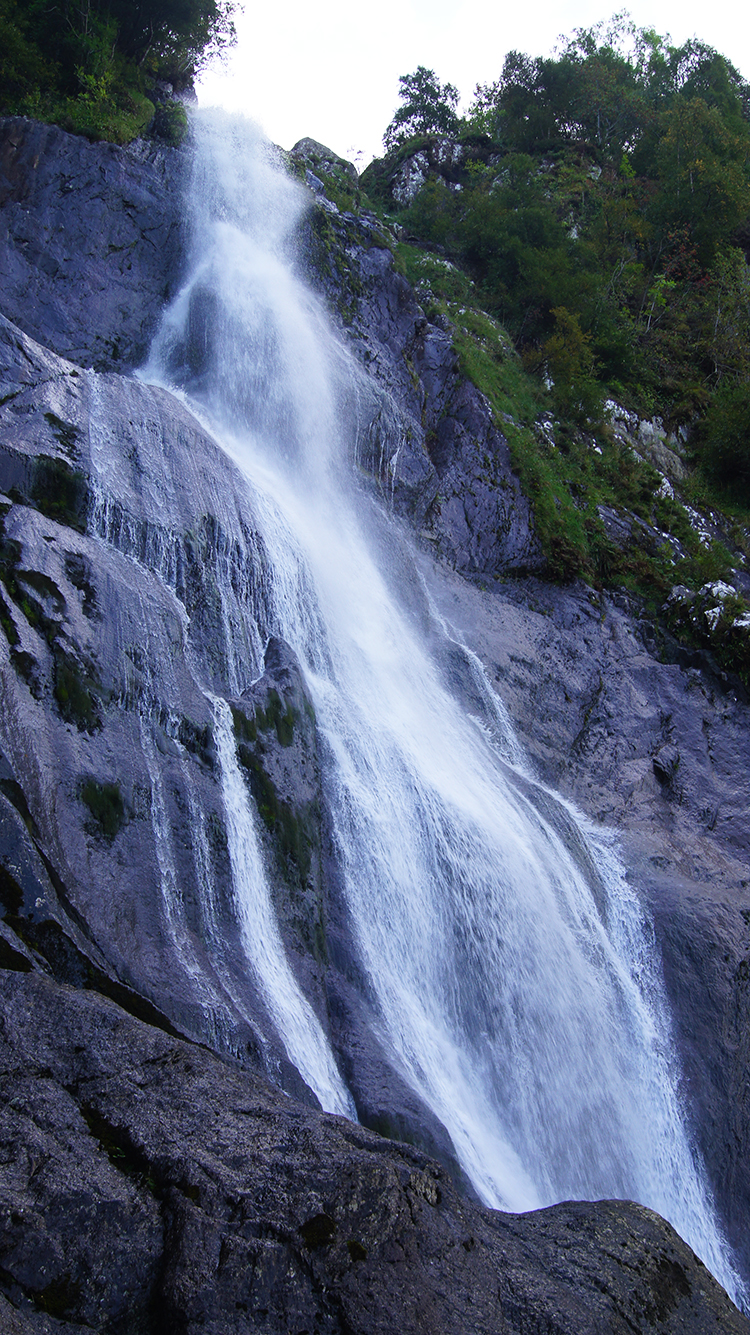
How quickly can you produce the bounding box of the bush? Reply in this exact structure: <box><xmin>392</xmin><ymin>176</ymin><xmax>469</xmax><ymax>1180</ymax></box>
<box><xmin>693</xmin><ymin>381</ymin><xmax>750</xmax><ymax>502</ymax></box>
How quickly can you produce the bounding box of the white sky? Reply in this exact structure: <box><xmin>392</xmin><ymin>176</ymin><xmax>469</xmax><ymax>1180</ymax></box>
<box><xmin>197</xmin><ymin>1</ymin><xmax>750</xmax><ymax>168</ymax></box>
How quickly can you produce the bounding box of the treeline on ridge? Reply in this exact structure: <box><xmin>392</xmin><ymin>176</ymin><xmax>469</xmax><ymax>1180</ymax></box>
<box><xmin>363</xmin><ymin>17</ymin><xmax>750</xmax><ymax>518</ymax></box>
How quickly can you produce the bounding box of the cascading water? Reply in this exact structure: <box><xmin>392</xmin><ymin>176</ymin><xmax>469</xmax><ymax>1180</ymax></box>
<box><xmin>139</xmin><ymin>107</ymin><xmax>746</xmax><ymax>1305</ymax></box>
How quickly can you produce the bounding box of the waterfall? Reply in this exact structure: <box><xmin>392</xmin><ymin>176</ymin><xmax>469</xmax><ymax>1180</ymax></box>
<box><xmin>139</xmin><ymin>107</ymin><xmax>745</xmax><ymax>1305</ymax></box>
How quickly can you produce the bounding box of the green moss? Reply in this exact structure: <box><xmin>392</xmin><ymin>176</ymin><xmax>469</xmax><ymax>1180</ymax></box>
<box><xmin>236</xmin><ymin>745</ymin><xmax>312</xmax><ymax>882</ymax></box>
<box><xmin>79</xmin><ymin>778</ymin><xmax>125</xmax><ymax>841</ymax></box>
<box><xmin>43</xmin><ymin>412</ymin><xmax>80</xmax><ymax>459</ymax></box>
<box><xmin>259</xmin><ymin>690</ymin><xmax>296</xmax><ymax>746</ymax></box>
<box><xmin>54</xmin><ymin>651</ymin><xmax>102</xmax><ymax>731</ymax></box>
<box><xmin>308</xmin><ymin>206</ymin><xmax>363</xmax><ymax>325</ymax></box>
<box><xmin>30</xmin><ymin>455</ymin><xmax>89</xmax><ymax>533</ymax></box>
<box><xmin>230</xmin><ymin>703</ymin><xmax>257</xmax><ymax>743</ymax></box>
<box><xmin>233</xmin><ymin>692</ymin><xmax>296</xmax><ymax>747</ymax></box>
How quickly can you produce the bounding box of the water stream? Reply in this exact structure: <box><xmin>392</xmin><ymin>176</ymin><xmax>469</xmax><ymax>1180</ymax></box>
<box><xmin>139</xmin><ymin>108</ymin><xmax>745</xmax><ymax>1303</ymax></box>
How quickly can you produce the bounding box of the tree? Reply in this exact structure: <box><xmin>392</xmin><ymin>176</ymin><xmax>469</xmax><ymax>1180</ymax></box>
<box><xmin>653</xmin><ymin>97</ymin><xmax>750</xmax><ymax>263</ymax></box>
<box><xmin>383</xmin><ymin>67</ymin><xmax>460</xmax><ymax>151</ymax></box>
<box><xmin>103</xmin><ymin>0</ymin><xmax>237</xmax><ymax>82</ymax></box>
<box><xmin>693</xmin><ymin>380</ymin><xmax>750</xmax><ymax>500</ymax></box>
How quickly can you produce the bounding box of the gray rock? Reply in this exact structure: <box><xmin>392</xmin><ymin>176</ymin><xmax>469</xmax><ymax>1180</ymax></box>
<box><xmin>653</xmin><ymin>745</ymin><xmax>680</xmax><ymax>784</ymax></box>
<box><xmin>0</xmin><ymin>969</ymin><xmax>746</xmax><ymax>1335</ymax></box>
<box><xmin>301</xmin><ymin>208</ymin><xmax>543</xmax><ymax>573</ymax></box>
<box><xmin>292</xmin><ymin>137</ymin><xmax>358</xmax><ymax>182</ymax></box>
<box><xmin>0</xmin><ymin>117</ymin><xmax>187</xmax><ymax>370</ymax></box>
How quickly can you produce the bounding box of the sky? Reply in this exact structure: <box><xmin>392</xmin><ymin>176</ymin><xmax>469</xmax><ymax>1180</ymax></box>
<box><xmin>196</xmin><ymin>1</ymin><xmax>750</xmax><ymax>168</ymax></box>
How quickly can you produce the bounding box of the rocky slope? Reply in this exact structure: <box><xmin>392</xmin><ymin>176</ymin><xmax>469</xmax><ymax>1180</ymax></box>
<box><xmin>0</xmin><ymin>113</ymin><xmax>749</xmax><ymax>1331</ymax></box>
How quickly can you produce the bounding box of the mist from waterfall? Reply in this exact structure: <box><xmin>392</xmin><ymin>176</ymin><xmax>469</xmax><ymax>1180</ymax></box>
<box><xmin>141</xmin><ymin>107</ymin><xmax>746</xmax><ymax>1306</ymax></box>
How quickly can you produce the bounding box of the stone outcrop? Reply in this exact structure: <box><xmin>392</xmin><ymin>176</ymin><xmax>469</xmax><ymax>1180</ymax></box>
<box><xmin>301</xmin><ymin>199</ymin><xmax>544</xmax><ymax>574</ymax></box>
<box><xmin>0</xmin><ymin>116</ymin><xmax>186</xmax><ymax>371</ymax></box>
<box><xmin>1</xmin><ymin>968</ymin><xmax>747</xmax><ymax>1335</ymax></box>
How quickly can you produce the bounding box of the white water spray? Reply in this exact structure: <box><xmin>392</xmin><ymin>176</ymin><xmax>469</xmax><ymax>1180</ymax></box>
<box><xmin>142</xmin><ymin>108</ymin><xmax>745</xmax><ymax>1304</ymax></box>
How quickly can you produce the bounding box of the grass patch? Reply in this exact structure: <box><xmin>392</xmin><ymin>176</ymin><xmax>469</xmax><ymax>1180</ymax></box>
<box><xmin>429</xmin><ymin>289</ymin><xmax>740</xmax><ymax>602</ymax></box>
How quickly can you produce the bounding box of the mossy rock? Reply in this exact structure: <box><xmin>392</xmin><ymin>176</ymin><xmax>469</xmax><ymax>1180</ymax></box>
<box><xmin>54</xmin><ymin>651</ymin><xmax>102</xmax><ymax>732</ymax></box>
<box><xmin>79</xmin><ymin>778</ymin><xmax>125</xmax><ymax>841</ymax></box>
<box><xmin>30</xmin><ymin>455</ymin><xmax>90</xmax><ymax>533</ymax></box>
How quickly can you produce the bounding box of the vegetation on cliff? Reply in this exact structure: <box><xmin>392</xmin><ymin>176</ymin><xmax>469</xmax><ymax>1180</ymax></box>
<box><xmin>0</xmin><ymin>0</ymin><xmax>237</xmax><ymax>142</ymax></box>
<box><xmin>359</xmin><ymin>17</ymin><xmax>750</xmax><ymax>685</ymax></box>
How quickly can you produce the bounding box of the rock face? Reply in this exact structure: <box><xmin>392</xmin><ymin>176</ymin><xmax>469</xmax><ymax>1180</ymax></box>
<box><xmin>1</xmin><ymin>113</ymin><xmax>750</xmax><ymax>1330</ymax></box>
<box><xmin>0</xmin><ymin>116</ymin><xmax>186</xmax><ymax>370</ymax></box>
<box><xmin>300</xmin><ymin>196</ymin><xmax>544</xmax><ymax>575</ymax></box>
<box><xmin>1</xmin><ymin>968</ymin><xmax>747</xmax><ymax>1335</ymax></box>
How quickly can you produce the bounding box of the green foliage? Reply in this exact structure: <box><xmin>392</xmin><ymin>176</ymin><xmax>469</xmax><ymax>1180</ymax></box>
<box><xmin>104</xmin><ymin>0</ymin><xmax>236</xmax><ymax>80</ymax></box>
<box><xmin>384</xmin><ymin>67</ymin><xmax>460</xmax><ymax>151</ymax></box>
<box><xmin>692</xmin><ymin>381</ymin><xmax>750</xmax><ymax>501</ymax></box>
<box><xmin>374</xmin><ymin>19</ymin><xmax>750</xmax><ymax>444</ymax></box>
<box><xmin>0</xmin><ymin>0</ymin><xmax>59</xmax><ymax>109</ymax></box>
<box><xmin>537</xmin><ymin>306</ymin><xmax>603</xmax><ymax>424</ymax></box>
<box><xmin>652</xmin><ymin>98</ymin><xmax>750</xmax><ymax>263</ymax></box>
<box><xmin>0</xmin><ymin>0</ymin><xmax>237</xmax><ymax>142</ymax></box>
<box><xmin>150</xmin><ymin>98</ymin><xmax>189</xmax><ymax>145</ymax></box>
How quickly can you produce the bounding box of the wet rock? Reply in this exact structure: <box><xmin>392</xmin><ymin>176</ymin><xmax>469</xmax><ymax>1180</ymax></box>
<box><xmin>0</xmin><ymin>969</ymin><xmax>746</xmax><ymax>1335</ymax></box>
<box><xmin>2</xmin><ymin>113</ymin><xmax>750</xmax><ymax>1313</ymax></box>
<box><xmin>421</xmin><ymin>563</ymin><xmax>750</xmax><ymax>1281</ymax></box>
